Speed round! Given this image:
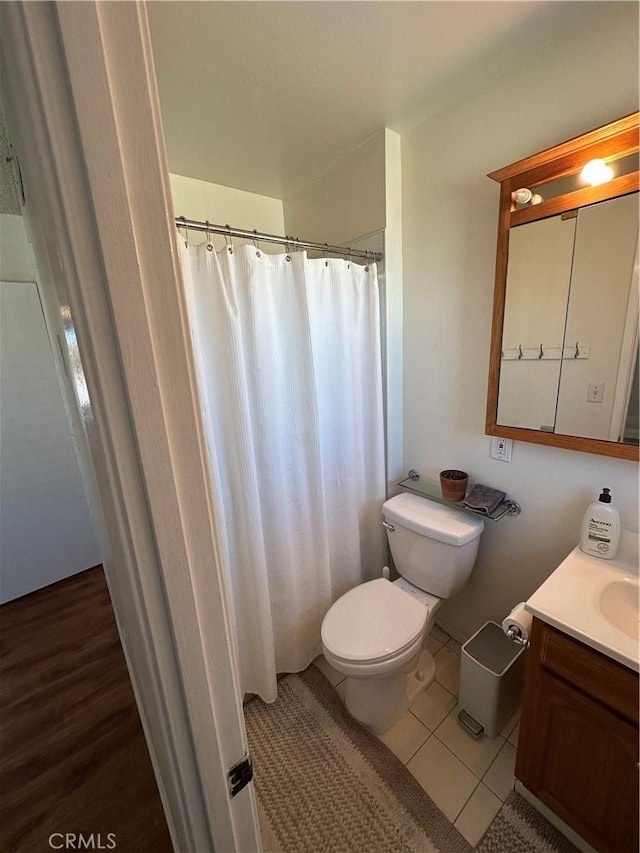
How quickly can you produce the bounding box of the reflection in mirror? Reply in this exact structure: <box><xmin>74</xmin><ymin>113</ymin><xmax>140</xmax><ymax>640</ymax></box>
<box><xmin>498</xmin><ymin>214</ymin><xmax>576</xmax><ymax>431</ymax></box>
<box><xmin>622</xmin><ymin>351</ymin><xmax>639</xmax><ymax>443</ymax></box>
<box><xmin>497</xmin><ymin>193</ymin><xmax>639</xmax><ymax>442</ymax></box>
<box><xmin>486</xmin><ymin>112</ymin><xmax>639</xmax><ymax>461</ymax></box>
<box><xmin>555</xmin><ymin>194</ymin><xmax>638</xmax><ymax>442</ymax></box>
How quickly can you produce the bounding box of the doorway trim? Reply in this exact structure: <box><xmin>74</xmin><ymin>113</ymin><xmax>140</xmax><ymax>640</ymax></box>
<box><xmin>0</xmin><ymin>2</ymin><xmax>261</xmax><ymax>850</ymax></box>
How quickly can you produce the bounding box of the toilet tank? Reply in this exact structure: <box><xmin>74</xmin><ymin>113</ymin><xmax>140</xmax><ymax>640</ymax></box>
<box><xmin>382</xmin><ymin>493</ymin><xmax>484</xmax><ymax>598</ymax></box>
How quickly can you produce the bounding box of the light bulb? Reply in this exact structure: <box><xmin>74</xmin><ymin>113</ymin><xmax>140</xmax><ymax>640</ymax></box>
<box><xmin>580</xmin><ymin>159</ymin><xmax>613</xmax><ymax>186</ymax></box>
<box><xmin>512</xmin><ymin>188</ymin><xmax>533</xmax><ymax>204</ymax></box>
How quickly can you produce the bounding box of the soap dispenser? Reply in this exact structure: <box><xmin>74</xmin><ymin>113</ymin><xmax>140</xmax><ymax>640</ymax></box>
<box><xmin>580</xmin><ymin>488</ymin><xmax>621</xmax><ymax>560</ymax></box>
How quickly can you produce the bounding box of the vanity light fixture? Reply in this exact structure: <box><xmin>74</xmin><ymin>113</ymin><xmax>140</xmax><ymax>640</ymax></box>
<box><xmin>581</xmin><ymin>158</ymin><xmax>614</xmax><ymax>186</ymax></box>
<box><xmin>512</xmin><ymin>187</ymin><xmax>533</xmax><ymax>204</ymax></box>
<box><xmin>511</xmin><ymin>188</ymin><xmax>544</xmax><ymax>205</ymax></box>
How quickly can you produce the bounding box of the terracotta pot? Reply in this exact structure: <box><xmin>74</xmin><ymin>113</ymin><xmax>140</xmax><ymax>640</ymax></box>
<box><xmin>440</xmin><ymin>469</ymin><xmax>469</xmax><ymax>502</ymax></box>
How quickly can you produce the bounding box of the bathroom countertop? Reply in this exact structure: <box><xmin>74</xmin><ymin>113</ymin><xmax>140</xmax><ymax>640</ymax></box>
<box><xmin>525</xmin><ymin>528</ymin><xmax>639</xmax><ymax>673</ymax></box>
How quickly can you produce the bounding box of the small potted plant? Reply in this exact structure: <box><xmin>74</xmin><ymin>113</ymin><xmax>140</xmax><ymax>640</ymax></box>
<box><xmin>440</xmin><ymin>469</ymin><xmax>469</xmax><ymax>502</ymax></box>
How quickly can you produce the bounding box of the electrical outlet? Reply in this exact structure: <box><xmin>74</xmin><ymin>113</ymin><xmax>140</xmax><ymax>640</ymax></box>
<box><xmin>587</xmin><ymin>382</ymin><xmax>604</xmax><ymax>403</ymax></box>
<box><xmin>490</xmin><ymin>436</ymin><xmax>513</xmax><ymax>462</ymax></box>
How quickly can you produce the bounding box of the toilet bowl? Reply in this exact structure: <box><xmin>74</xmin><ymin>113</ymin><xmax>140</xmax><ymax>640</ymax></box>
<box><xmin>321</xmin><ymin>493</ymin><xmax>484</xmax><ymax>733</ymax></box>
<box><xmin>321</xmin><ymin>577</ymin><xmax>440</xmax><ymax>732</ymax></box>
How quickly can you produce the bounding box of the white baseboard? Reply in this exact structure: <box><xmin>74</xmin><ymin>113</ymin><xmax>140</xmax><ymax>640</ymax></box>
<box><xmin>434</xmin><ymin>617</ymin><xmax>468</xmax><ymax>646</ymax></box>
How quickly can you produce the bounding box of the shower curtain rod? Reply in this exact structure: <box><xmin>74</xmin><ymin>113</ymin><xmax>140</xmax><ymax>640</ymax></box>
<box><xmin>175</xmin><ymin>216</ymin><xmax>383</xmax><ymax>262</ymax></box>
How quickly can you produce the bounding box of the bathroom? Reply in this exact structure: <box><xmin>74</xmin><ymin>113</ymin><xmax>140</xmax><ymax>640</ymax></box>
<box><xmin>147</xmin><ymin>0</ymin><xmax>638</xmax><ymax>638</ymax></box>
<box><xmin>0</xmin><ymin>1</ymin><xmax>638</xmax><ymax>851</ymax></box>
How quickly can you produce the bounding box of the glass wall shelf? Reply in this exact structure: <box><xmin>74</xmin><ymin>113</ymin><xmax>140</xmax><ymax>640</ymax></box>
<box><xmin>395</xmin><ymin>472</ymin><xmax>521</xmax><ymax>523</ymax></box>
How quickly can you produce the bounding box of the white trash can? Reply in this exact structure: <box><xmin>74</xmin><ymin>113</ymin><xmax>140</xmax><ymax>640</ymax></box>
<box><xmin>458</xmin><ymin>620</ymin><xmax>526</xmax><ymax>738</ymax></box>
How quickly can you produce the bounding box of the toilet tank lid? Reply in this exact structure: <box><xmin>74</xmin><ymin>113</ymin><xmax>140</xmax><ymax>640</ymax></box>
<box><xmin>383</xmin><ymin>493</ymin><xmax>484</xmax><ymax>545</ymax></box>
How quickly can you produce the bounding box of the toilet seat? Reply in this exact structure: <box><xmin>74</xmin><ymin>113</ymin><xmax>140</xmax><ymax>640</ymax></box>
<box><xmin>321</xmin><ymin>578</ymin><xmax>430</xmax><ymax>666</ymax></box>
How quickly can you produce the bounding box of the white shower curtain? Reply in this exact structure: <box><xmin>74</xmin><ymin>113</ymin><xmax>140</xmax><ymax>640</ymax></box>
<box><xmin>180</xmin><ymin>241</ymin><xmax>386</xmax><ymax>701</ymax></box>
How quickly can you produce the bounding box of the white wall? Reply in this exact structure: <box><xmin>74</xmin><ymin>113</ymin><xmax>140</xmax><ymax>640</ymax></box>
<box><xmin>0</xmin><ymin>214</ymin><xmax>101</xmax><ymax>602</ymax></box>
<box><xmin>283</xmin><ymin>131</ymin><xmax>386</xmax><ymax>246</ymax></box>
<box><xmin>401</xmin><ymin>3</ymin><xmax>639</xmax><ymax>640</ymax></box>
<box><xmin>283</xmin><ymin>130</ymin><xmax>403</xmax><ymax>496</ymax></box>
<box><xmin>1</xmin><ymin>212</ymin><xmax>37</xmax><ymax>280</ymax></box>
<box><xmin>169</xmin><ymin>173</ymin><xmax>285</xmax><ymax>250</ymax></box>
<box><xmin>383</xmin><ymin>129</ymin><xmax>404</xmax><ymax>491</ymax></box>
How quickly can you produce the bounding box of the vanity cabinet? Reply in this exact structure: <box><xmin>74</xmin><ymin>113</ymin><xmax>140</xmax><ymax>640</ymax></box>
<box><xmin>515</xmin><ymin>617</ymin><xmax>639</xmax><ymax>852</ymax></box>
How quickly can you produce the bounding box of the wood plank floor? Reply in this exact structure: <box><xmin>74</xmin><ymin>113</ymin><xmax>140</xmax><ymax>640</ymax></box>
<box><xmin>0</xmin><ymin>566</ymin><xmax>173</xmax><ymax>852</ymax></box>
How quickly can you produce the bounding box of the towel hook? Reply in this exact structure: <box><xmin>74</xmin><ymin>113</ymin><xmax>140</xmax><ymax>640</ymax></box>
<box><xmin>574</xmin><ymin>341</ymin><xmax>580</xmax><ymax>358</ymax></box>
<box><xmin>518</xmin><ymin>344</ymin><xmax>523</xmax><ymax>360</ymax></box>
<box><xmin>538</xmin><ymin>343</ymin><xmax>544</xmax><ymax>360</ymax></box>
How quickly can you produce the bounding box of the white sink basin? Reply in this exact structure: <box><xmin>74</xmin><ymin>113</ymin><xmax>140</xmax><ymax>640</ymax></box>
<box><xmin>526</xmin><ymin>528</ymin><xmax>639</xmax><ymax>671</ymax></box>
<box><xmin>599</xmin><ymin>578</ymin><xmax>639</xmax><ymax>640</ymax></box>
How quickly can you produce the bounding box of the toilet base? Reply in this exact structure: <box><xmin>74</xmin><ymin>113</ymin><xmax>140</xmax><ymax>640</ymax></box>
<box><xmin>343</xmin><ymin>649</ymin><xmax>437</xmax><ymax>735</ymax></box>
<box><xmin>406</xmin><ymin>648</ymin><xmax>437</xmax><ymax>705</ymax></box>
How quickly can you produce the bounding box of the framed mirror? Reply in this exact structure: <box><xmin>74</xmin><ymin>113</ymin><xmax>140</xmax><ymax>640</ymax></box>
<box><xmin>486</xmin><ymin>113</ymin><xmax>639</xmax><ymax>461</ymax></box>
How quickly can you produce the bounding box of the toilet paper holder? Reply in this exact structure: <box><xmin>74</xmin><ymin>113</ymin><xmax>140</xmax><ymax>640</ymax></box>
<box><xmin>505</xmin><ymin>624</ymin><xmax>529</xmax><ymax>647</ymax></box>
<box><xmin>502</xmin><ymin>601</ymin><xmax>532</xmax><ymax>647</ymax></box>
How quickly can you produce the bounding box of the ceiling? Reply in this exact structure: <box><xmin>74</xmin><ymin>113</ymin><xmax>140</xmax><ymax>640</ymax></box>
<box><xmin>148</xmin><ymin>1</ymin><xmax>609</xmax><ymax>200</ymax></box>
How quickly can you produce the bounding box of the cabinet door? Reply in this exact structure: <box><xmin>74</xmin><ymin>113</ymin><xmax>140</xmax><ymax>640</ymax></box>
<box><xmin>516</xmin><ymin>621</ymin><xmax>639</xmax><ymax>853</ymax></box>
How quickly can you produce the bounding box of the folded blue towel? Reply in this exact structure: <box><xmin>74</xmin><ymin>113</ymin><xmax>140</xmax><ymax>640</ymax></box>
<box><xmin>463</xmin><ymin>484</ymin><xmax>506</xmax><ymax>515</ymax></box>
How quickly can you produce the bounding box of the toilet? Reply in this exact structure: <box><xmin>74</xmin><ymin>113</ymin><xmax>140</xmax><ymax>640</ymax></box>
<box><xmin>321</xmin><ymin>492</ymin><xmax>484</xmax><ymax>733</ymax></box>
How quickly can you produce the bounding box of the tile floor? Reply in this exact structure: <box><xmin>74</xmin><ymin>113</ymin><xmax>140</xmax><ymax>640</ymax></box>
<box><xmin>314</xmin><ymin>624</ymin><xmax>521</xmax><ymax>848</ymax></box>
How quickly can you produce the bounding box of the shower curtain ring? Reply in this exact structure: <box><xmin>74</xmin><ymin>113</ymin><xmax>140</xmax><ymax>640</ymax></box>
<box><xmin>177</xmin><ymin>215</ymin><xmax>189</xmax><ymax>248</ymax></box>
<box><xmin>225</xmin><ymin>225</ymin><xmax>234</xmax><ymax>254</ymax></box>
<box><xmin>205</xmin><ymin>220</ymin><xmax>214</xmax><ymax>252</ymax></box>
<box><xmin>285</xmin><ymin>235</ymin><xmax>292</xmax><ymax>261</ymax></box>
<box><xmin>324</xmin><ymin>243</ymin><xmax>329</xmax><ymax>266</ymax></box>
<box><xmin>253</xmin><ymin>229</ymin><xmax>261</xmax><ymax>258</ymax></box>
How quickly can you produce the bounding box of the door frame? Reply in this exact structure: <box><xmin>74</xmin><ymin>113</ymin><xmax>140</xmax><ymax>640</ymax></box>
<box><xmin>0</xmin><ymin>2</ymin><xmax>261</xmax><ymax>850</ymax></box>
<box><xmin>609</xmin><ymin>241</ymin><xmax>639</xmax><ymax>442</ymax></box>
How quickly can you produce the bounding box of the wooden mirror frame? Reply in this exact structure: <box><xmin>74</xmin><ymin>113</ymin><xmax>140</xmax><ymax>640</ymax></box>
<box><xmin>486</xmin><ymin>112</ymin><xmax>640</xmax><ymax>461</ymax></box>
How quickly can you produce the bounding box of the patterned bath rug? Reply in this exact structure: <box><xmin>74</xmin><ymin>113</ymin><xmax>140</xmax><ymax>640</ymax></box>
<box><xmin>477</xmin><ymin>790</ymin><xmax>579</xmax><ymax>853</ymax></box>
<box><xmin>245</xmin><ymin>666</ymin><xmax>580</xmax><ymax>853</ymax></box>
<box><xmin>244</xmin><ymin>666</ymin><xmax>472</xmax><ymax>853</ymax></box>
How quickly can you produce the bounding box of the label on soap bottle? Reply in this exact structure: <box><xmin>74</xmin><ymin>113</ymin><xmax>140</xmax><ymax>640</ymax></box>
<box><xmin>580</xmin><ymin>492</ymin><xmax>620</xmax><ymax>560</ymax></box>
<box><xmin>586</xmin><ymin>517</ymin><xmax>613</xmax><ymax>554</ymax></box>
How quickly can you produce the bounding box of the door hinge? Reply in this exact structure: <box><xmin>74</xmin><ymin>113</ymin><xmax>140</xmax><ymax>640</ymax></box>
<box><xmin>228</xmin><ymin>753</ymin><xmax>253</xmax><ymax>798</ymax></box>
